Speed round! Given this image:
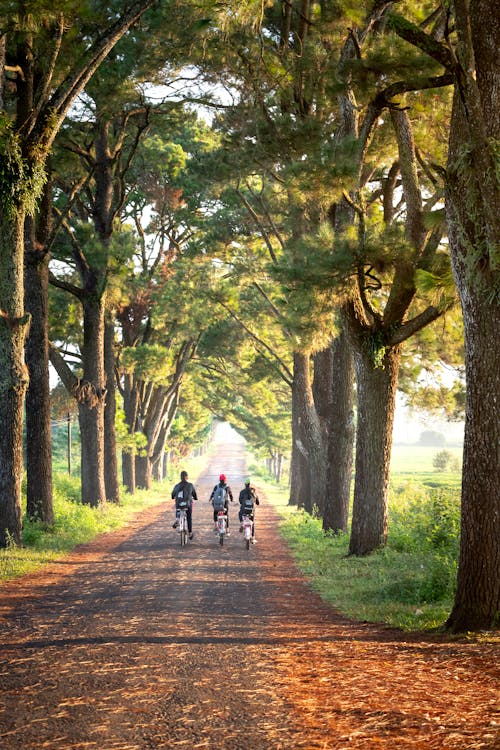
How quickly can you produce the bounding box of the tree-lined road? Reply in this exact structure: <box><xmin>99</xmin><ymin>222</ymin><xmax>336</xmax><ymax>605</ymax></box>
<box><xmin>0</xmin><ymin>431</ymin><xmax>498</xmax><ymax>749</ymax></box>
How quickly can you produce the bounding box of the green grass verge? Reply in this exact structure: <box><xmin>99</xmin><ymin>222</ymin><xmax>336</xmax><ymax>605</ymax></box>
<box><xmin>0</xmin><ymin>454</ymin><xmax>208</xmax><ymax>583</ymax></box>
<box><xmin>257</xmin><ymin>478</ymin><xmax>459</xmax><ymax>633</ymax></box>
<box><xmin>390</xmin><ymin>445</ymin><xmax>462</xmax><ymax>491</ymax></box>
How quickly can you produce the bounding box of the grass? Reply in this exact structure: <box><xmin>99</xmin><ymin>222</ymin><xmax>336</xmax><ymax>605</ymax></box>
<box><xmin>390</xmin><ymin>445</ymin><xmax>462</xmax><ymax>491</ymax></box>
<box><xmin>249</xmin><ymin>444</ymin><xmax>464</xmax><ymax>633</ymax></box>
<box><xmin>263</xmin><ymin>485</ymin><xmax>458</xmax><ymax>632</ymax></box>
<box><xmin>0</xmin><ymin>453</ymin><xmax>209</xmax><ymax>583</ymax></box>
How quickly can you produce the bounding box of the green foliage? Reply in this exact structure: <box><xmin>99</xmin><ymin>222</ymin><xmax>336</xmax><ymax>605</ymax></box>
<box><xmin>270</xmin><ymin>481</ymin><xmax>460</xmax><ymax>631</ymax></box>
<box><xmin>115</xmin><ymin>407</ymin><xmax>147</xmax><ymax>453</ymax></box>
<box><xmin>0</xmin><ymin>115</ymin><xmax>46</xmax><ymax>216</ymax></box>
<box><xmin>362</xmin><ymin>329</ymin><xmax>387</xmax><ymax>369</ymax></box>
<box><xmin>1</xmin><ymin>473</ymin><xmax>167</xmax><ymax>581</ymax></box>
<box><xmin>121</xmin><ymin>344</ymin><xmax>178</xmax><ymax>384</ymax></box>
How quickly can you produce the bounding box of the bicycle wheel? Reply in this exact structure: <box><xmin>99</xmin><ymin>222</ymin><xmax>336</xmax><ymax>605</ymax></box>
<box><xmin>180</xmin><ymin>528</ymin><xmax>186</xmax><ymax>546</ymax></box>
<box><xmin>219</xmin><ymin>532</ymin><xmax>224</xmax><ymax>546</ymax></box>
<box><xmin>245</xmin><ymin>536</ymin><xmax>250</xmax><ymax>550</ymax></box>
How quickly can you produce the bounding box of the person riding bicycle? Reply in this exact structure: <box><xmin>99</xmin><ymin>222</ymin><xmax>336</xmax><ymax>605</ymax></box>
<box><xmin>209</xmin><ymin>474</ymin><xmax>233</xmax><ymax>533</ymax></box>
<box><xmin>171</xmin><ymin>470</ymin><xmax>198</xmax><ymax>540</ymax></box>
<box><xmin>238</xmin><ymin>478</ymin><xmax>259</xmax><ymax>543</ymax></box>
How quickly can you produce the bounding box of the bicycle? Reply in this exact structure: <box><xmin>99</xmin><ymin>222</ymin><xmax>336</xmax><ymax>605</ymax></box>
<box><xmin>216</xmin><ymin>509</ymin><xmax>227</xmax><ymax>546</ymax></box>
<box><xmin>241</xmin><ymin>510</ymin><xmax>253</xmax><ymax>550</ymax></box>
<box><xmin>176</xmin><ymin>500</ymin><xmax>189</xmax><ymax>546</ymax></box>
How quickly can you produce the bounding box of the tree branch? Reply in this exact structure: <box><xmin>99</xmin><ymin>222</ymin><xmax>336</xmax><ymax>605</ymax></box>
<box><xmin>31</xmin><ymin>0</ymin><xmax>160</xmax><ymax>152</ymax></box>
<box><xmin>219</xmin><ymin>301</ymin><xmax>293</xmax><ymax>385</ymax></box>
<box><xmin>388</xmin><ymin>305</ymin><xmax>447</xmax><ymax>345</ymax></box>
<box><xmin>235</xmin><ymin>187</ymin><xmax>278</xmax><ymax>263</ymax></box>
<box><xmin>49</xmin><ymin>272</ymin><xmax>83</xmax><ymax>300</ymax></box>
<box><xmin>387</xmin><ymin>13</ymin><xmax>454</xmax><ymax>69</ymax></box>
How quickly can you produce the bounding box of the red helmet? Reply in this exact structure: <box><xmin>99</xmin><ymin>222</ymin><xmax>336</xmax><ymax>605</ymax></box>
<box><xmin>219</xmin><ymin>473</ymin><xmax>226</xmax><ymax>482</ymax></box>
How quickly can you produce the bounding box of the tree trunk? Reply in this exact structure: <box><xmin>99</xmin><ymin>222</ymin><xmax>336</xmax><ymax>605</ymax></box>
<box><xmin>446</xmin><ymin>289</ymin><xmax>500</xmax><ymax>631</ymax></box>
<box><xmin>312</xmin><ymin>346</ymin><xmax>333</xmax><ymax>517</ymax></box>
<box><xmin>274</xmin><ymin>452</ymin><xmax>283</xmax><ymax>483</ymax></box>
<box><xmin>445</xmin><ymin>3</ymin><xmax>500</xmax><ymax>630</ymax></box>
<box><xmin>349</xmin><ymin>344</ymin><xmax>400</xmax><ymax>555</ymax></box>
<box><xmin>289</xmin><ymin>400</ymin><xmax>303</xmax><ymax>506</ymax></box>
<box><xmin>293</xmin><ymin>352</ymin><xmax>326</xmax><ymax>515</ymax></box>
<box><xmin>0</xmin><ymin>207</ymin><xmax>28</xmax><ymax>546</ymax></box>
<box><xmin>290</xmin><ymin>371</ymin><xmax>311</xmax><ymax>508</ymax></box>
<box><xmin>24</xmin><ymin>197</ymin><xmax>54</xmax><ymax>524</ymax></box>
<box><xmin>152</xmin><ymin>452</ymin><xmax>164</xmax><ymax>482</ymax></box>
<box><xmin>122</xmin><ymin>451</ymin><xmax>136</xmax><ymax>494</ymax></box>
<box><xmin>135</xmin><ymin>453</ymin><xmax>152</xmax><ymax>490</ymax></box>
<box><xmin>104</xmin><ymin>315</ymin><xmax>120</xmax><ymax>503</ymax></box>
<box><xmin>79</xmin><ymin>293</ymin><xmax>106</xmax><ymax>507</ymax></box>
<box><xmin>122</xmin><ymin>371</ymin><xmax>138</xmax><ymax>494</ymax></box>
<box><xmin>323</xmin><ymin>331</ymin><xmax>355</xmax><ymax>533</ymax></box>
<box><xmin>312</xmin><ymin>346</ymin><xmax>333</xmax><ymax>423</ymax></box>
<box><xmin>151</xmin><ymin>419</ymin><xmax>170</xmax><ymax>482</ymax></box>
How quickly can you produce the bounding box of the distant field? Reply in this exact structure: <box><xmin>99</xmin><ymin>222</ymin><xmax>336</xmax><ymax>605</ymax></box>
<box><xmin>390</xmin><ymin>444</ymin><xmax>462</xmax><ymax>490</ymax></box>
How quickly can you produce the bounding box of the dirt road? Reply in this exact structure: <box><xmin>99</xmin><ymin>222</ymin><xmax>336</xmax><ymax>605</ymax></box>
<box><xmin>0</xmin><ymin>429</ymin><xmax>498</xmax><ymax>749</ymax></box>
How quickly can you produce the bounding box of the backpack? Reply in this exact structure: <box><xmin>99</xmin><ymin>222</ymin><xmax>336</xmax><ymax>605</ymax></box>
<box><xmin>240</xmin><ymin>487</ymin><xmax>255</xmax><ymax>512</ymax></box>
<box><xmin>212</xmin><ymin>484</ymin><xmax>227</xmax><ymax>511</ymax></box>
<box><xmin>176</xmin><ymin>482</ymin><xmax>191</xmax><ymax>509</ymax></box>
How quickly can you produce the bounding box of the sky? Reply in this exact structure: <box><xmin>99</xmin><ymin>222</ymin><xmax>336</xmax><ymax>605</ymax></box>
<box><xmin>393</xmin><ymin>394</ymin><xmax>463</xmax><ymax>445</ymax></box>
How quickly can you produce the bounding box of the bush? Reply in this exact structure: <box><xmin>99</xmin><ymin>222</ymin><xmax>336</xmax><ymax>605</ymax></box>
<box><xmin>391</xmin><ymin>488</ymin><xmax>460</xmax><ymax>552</ymax></box>
<box><xmin>273</xmin><ymin>482</ymin><xmax>460</xmax><ymax>630</ymax></box>
<box><xmin>433</xmin><ymin>449</ymin><xmax>461</xmax><ymax>472</ymax></box>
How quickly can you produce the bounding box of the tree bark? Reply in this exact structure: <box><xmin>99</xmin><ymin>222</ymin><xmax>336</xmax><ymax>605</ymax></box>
<box><xmin>289</xmin><ymin>410</ymin><xmax>308</xmax><ymax>507</ymax></box>
<box><xmin>349</xmin><ymin>343</ymin><xmax>401</xmax><ymax>555</ymax></box>
<box><xmin>444</xmin><ymin>0</ymin><xmax>500</xmax><ymax>630</ymax></box>
<box><xmin>0</xmin><ymin>207</ymin><xmax>28</xmax><ymax>546</ymax></box>
<box><xmin>79</xmin><ymin>293</ymin><xmax>107</xmax><ymax>507</ymax></box>
<box><xmin>104</xmin><ymin>315</ymin><xmax>120</xmax><ymax>503</ymax></box>
<box><xmin>323</xmin><ymin>332</ymin><xmax>355</xmax><ymax>533</ymax></box>
<box><xmin>312</xmin><ymin>346</ymin><xmax>333</xmax><ymax>517</ymax></box>
<box><xmin>121</xmin><ymin>371</ymin><xmax>138</xmax><ymax>493</ymax></box>
<box><xmin>24</xmin><ymin>211</ymin><xmax>54</xmax><ymax>524</ymax></box>
<box><xmin>292</xmin><ymin>351</ymin><xmax>326</xmax><ymax>515</ymax></box>
<box><xmin>122</xmin><ymin>450</ymin><xmax>136</xmax><ymax>494</ymax></box>
<box><xmin>445</xmin><ymin>284</ymin><xmax>500</xmax><ymax>630</ymax></box>
<box><xmin>135</xmin><ymin>452</ymin><xmax>152</xmax><ymax>490</ymax></box>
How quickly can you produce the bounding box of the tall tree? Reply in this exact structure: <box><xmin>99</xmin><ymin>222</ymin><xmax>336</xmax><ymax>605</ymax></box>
<box><xmin>24</xmin><ymin>173</ymin><xmax>54</xmax><ymax>523</ymax></box>
<box><xmin>319</xmin><ymin>331</ymin><xmax>355</xmax><ymax>533</ymax></box>
<box><xmin>0</xmin><ymin>0</ymin><xmax>159</xmax><ymax>544</ymax></box>
<box><xmin>389</xmin><ymin>0</ymin><xmax>499</xmax><ymax>634</ymax></box>
<box><xmin>114</xmin><ymin>116</ymin><xmax>219</xmax><ymax>490</ymax></box>
<box><xmin>50</xmin><ymin>99</ymin><xmax>154</xmax><ymax>506</ymax></box>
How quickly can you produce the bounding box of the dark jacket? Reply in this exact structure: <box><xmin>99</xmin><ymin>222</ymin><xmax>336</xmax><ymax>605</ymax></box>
<box><xmin>238</xmin><ymin>486</ymin><xmax>259</xmax><ymax>507</ymax></box>
<box><xmin>172</xmin><ymin>480</ymin><xmax>198</xmax><ymax>507</ymax></box>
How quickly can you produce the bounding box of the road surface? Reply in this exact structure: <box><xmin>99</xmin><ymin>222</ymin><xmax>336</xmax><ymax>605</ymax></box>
<box><xmin>0</xmin><ymin>427</ymin><xmax>498</xmax><ymax>749</ymax></box>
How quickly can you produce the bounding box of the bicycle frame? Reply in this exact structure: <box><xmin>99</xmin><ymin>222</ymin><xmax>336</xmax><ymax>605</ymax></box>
<box><xmin>177</xmin><ymin>506</ymin><xmax>188</xmax><ymax>546</ymax></box>
<box><xmin>217</xmin><ymin>509</ymin><xmax>227</xmax><ymax>545</ymax></box>
<box><xmin>242</xmin><ymin>512</ymin><xmax>253</xmax><ymax>549</ymax></box>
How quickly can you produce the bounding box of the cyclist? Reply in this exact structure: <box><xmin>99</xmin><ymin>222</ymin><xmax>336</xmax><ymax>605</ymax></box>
<box><xmin>171</xmin><ymin>470</ymin><xmax>198</xmax><ymax>539</ymax></box>
<box><xmin>209</xmin><ymin>474</ymin><xmax>234</xmax><ymax>533</ymax></box>
<box><xmin>238</xmin><ymin>478</ymin><xmax>260</xmax><ymax>543</ymax></box>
